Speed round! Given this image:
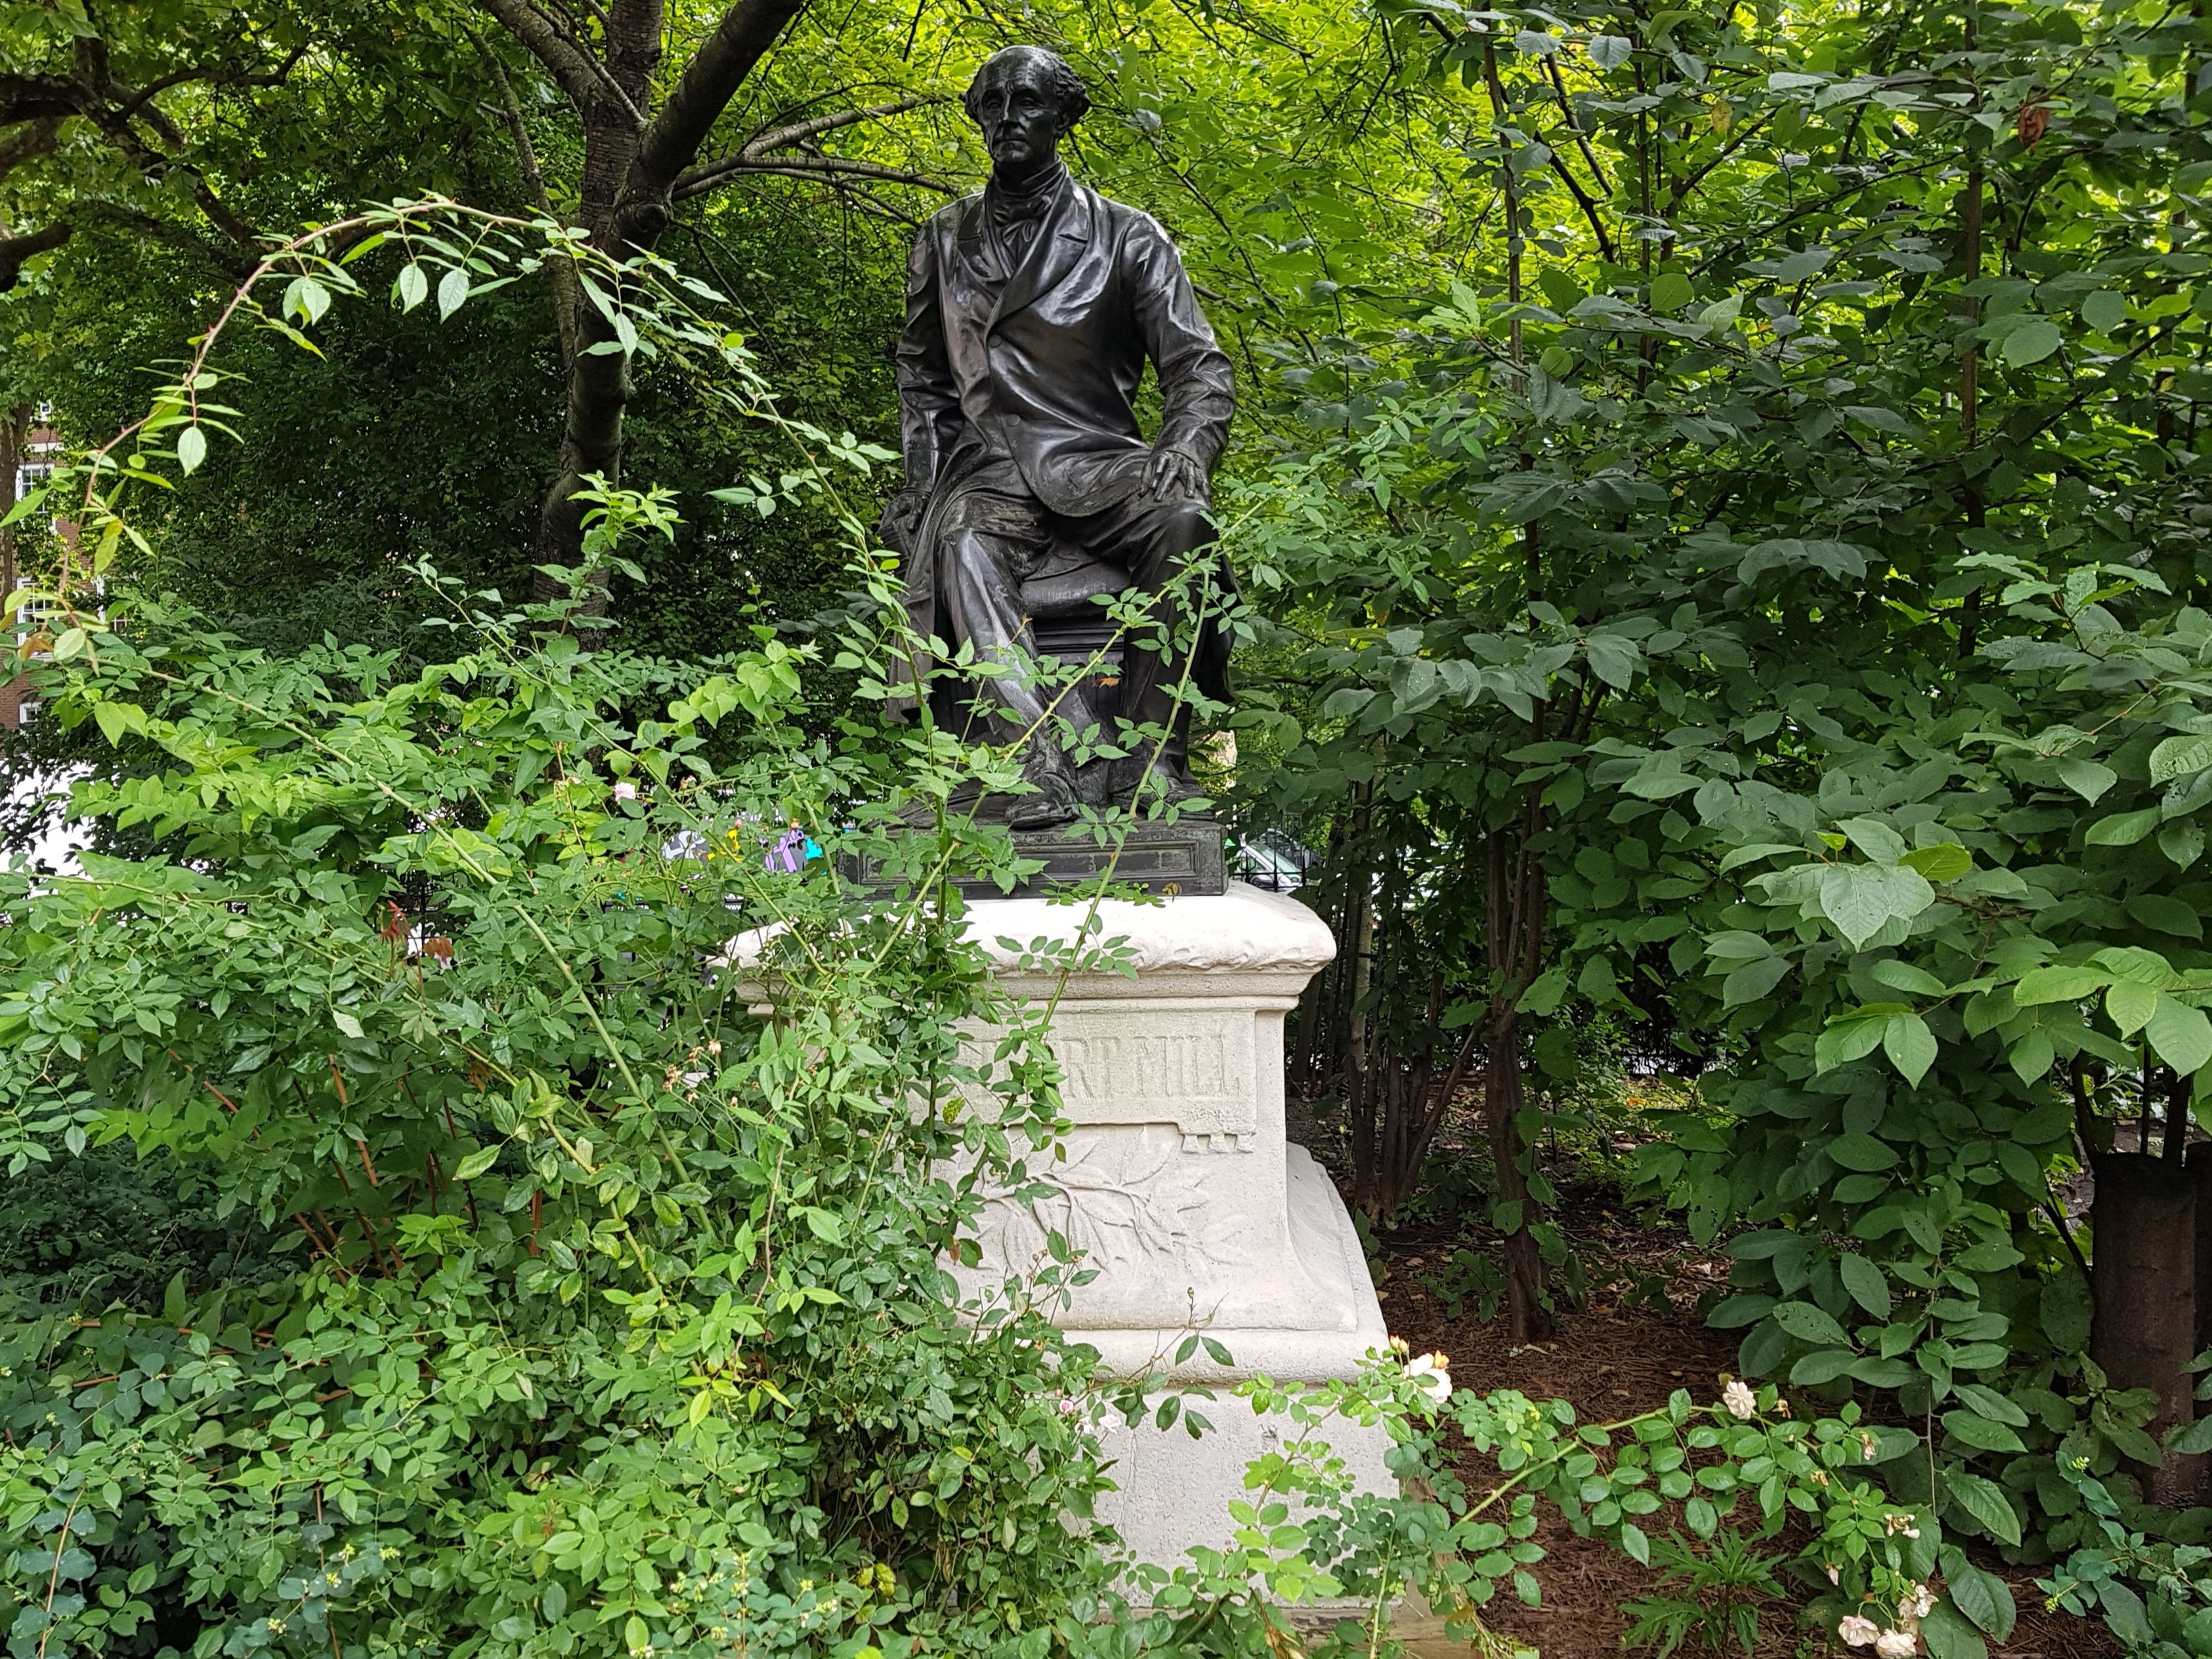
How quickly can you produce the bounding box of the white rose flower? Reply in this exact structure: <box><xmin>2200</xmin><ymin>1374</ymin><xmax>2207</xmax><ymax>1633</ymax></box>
<box><xmin>1874</xmin><ymin>1629</ymin><xmax>1917</xmax><ymax>1658</ymax></box>
<box><xmin>1722</xmin><ymin>1379</ymin><xmax>1757</xmax><ymax>1420</ymax></box>
<box><xmin>1839</xmin><ymin>1615</ymin><xmax>1880</xmax><ymax>1647</ymax></box>
<box><xmin>1405</xmin><ymin>1351</ymin><xmax>1453</xmax><ymax>1404</ymax></box>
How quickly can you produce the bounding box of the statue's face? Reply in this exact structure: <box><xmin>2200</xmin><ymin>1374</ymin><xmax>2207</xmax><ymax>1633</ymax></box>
<box><xmin>971</xmin><ymin>60</ymin><xmax>1067</xmax><ymax>172</ymax></box>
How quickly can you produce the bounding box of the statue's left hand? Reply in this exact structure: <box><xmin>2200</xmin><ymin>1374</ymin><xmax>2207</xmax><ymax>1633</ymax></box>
<box><xmin>1141</xmin><ymin>447</ymin><xmax>1207</xmax><ymax>504</ymax></box>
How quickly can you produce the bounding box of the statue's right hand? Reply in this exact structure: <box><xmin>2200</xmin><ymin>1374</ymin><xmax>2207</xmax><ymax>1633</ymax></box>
<box><xmin>878</xmin><ymin>488</ymin><xmax>929</xmax><ymax>551</ymax></box>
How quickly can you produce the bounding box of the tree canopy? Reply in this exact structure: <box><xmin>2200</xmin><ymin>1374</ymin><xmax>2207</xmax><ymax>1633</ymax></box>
<box><xmin>13</xmin><ymin>0</ymin><xmax>2212</xmax><ymax>1650</ymax></box>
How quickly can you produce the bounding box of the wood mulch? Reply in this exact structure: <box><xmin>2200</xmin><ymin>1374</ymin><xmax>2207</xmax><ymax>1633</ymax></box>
<box><xmin>1358</xmin><ymin>1192</ymin><xmax>2121</xmax><ymax>1659</ymax></box>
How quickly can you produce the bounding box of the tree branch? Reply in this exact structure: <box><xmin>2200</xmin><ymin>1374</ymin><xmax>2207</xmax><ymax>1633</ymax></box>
<box><xmin>734</xmin><ymin>93</ymin><xmax>937</xmax><ymax>161</ymax></box>
<box><xmin>1544</xmin><ymin>56</ymin><xmax>1614</xmax><ymax>200</ymax></box>
<box><xmin>1666</xmin><ymin>112</ymin><xmax>1773</xmax><ymax>213</ymax></box>
<box><xmin>671</xmin><ymin>152</ymin><xmax>955</xmax><ymax>201</ymax></box>
<box><xmin>0</xmin><ymin>222</ymin><xmax>71</xmax><ymax>291</ymax></box>
<box><xmin>475</xmin><ymin>32</ymin><xmax>583</xmax><ymax>372</ymax></box>
<box><xmin>1545</xmin><ymin>143</ymin><xmax>1617</xmax><ymax>263</ymax></box>
<box><xmin>110</xmin><ymin>43</ymin><xmax>310</xmax><ymax>126</ymax></box>
<box><xmin>0</xmin><ymin>75</ymin><xmax>85</xmax><ymax>123</ymax></box>
<box><xmin>0</xmin><ymin>118</ymin><xmax>62</xmax><ymax>186</ymax></box>
<box><xmin>624</xmin><ymin>0</ymin><xmax>812</xmax><ymax>236</ymax></box>
<box><xmin>475</xmin><ymin>0</ymin><xmax>606</xmax><ymax>110</ymax></box>
<box><xmin>553</xmin><ymin>0</ymin><xmax>651</xmax><ymax>127</ymax></box>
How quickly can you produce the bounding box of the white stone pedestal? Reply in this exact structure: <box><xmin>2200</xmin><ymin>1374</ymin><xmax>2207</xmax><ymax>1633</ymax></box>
<box><xmin>950</xmin><ymin>885</ymin><xmax>1397</xmax><ymax>1574</ymax></box>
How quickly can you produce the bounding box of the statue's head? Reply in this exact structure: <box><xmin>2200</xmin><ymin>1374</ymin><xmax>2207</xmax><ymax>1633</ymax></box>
<box><xmin>964</xmin><ymin>46</ymin><xmax>1089</xmax><ymax>173</ymax></box>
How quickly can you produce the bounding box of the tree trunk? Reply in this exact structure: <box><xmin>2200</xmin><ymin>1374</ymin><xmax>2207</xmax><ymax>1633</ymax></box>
<box><xmin>1485</xmin><ymin>831</ymin><xmax>1552</xmax><ymax>1341</ymax></box>
<box><xmin>2191</xmin><ymin>1144</ymin><xmax>2212</xmax><ymax>1463</ymax></box>
<box><xmin>1345</xmin><ymin>871</ymin><xmax>1377</xmax><ymax>1213</ymax></box>
<box><xmin>1483</xmin><ymin>1000</ymin><xmax>1549</xmax><ymax>1341</ymax></box>
<box><xmin>532</xmin><ymin>1</ymin><xmax>660</xmax><ymax>604</ymax></box>
<box><xmin>0</xmin><ymin>403</ymin><xmax>23</xmax><ymax>600</ymax></box>
<box><xmin>484</xmin><ymin>0</ymin><xmax>813</xmax><ymax>601</ymax></box>
<box><xmin>2091</xmin><ymin>1152</ymin><xmax>2200</xmax><ymax>1503</ymax></box>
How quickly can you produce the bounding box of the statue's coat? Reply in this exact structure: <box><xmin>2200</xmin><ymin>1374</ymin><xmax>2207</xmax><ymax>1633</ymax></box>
<box><xmin>887</xmin><ymin>178</ymin><xmax>1235</xmax><ymax>710</ymax></box>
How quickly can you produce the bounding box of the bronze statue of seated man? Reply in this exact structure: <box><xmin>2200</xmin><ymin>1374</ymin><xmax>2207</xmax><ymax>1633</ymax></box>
<box><xmin>880</xmin><ymin>44</ymin><xmax>1236</xmax><ymax>830</ymax></box>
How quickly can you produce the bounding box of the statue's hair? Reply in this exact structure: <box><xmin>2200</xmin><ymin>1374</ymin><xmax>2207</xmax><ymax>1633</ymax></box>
<box><xmin>963</xmin><ymin>45</ymin><xmax>1090</xmax><ymax>129</ymax></box>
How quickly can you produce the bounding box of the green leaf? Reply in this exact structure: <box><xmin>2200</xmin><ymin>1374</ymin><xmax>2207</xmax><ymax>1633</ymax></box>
<box><xmin>2009</xmin><ymin>1028</ymin><xmax>2057</xmax><ymax>1086</ymax></box>
<box><xmin>1815</xmin><ymin>1013</ymin><xmax>1887</xmax><ymax>1073</ymax></box>
<box><xmin>1940</xmin><ymin>1551</ymin><xmax>2017</xmax><ymax>1642</ymax></box>
<box><xmin>1709</xmin><ymin>1293</ymin><xmax>1777</xmax><ymax>1328</ymax></box>
<box><xmin>1827</xmin><ymin>1132</ymin><xmax>1898</xmax><ymax>1172</ymax></box>
<box><xmin>1775</xmin><ymin>247</ymin><xmax>1834</xmax><ymax>283</ymax></box>
<box><xmin>1588</xmin><ymin>33</ymin><xmax>1634</xmax><ymax>67</ymax></box>
<box><xmin>91</xmin><ymin>701</ymin><xmax>142</xmax><ymax>745</ymax></box>
<box><xmin>1837</xmin><ymin>815</ymin><xmax>1906</xmax><ymax>863</ymax></box>
<box><xmin>799</xmin><ymin>1205</ymin><xmax>845</xmax><ymax>1243</ymax></box>
<box><xmin>1650</xmin><ymin>272</ymin><xmax>1693</xmax><ymax>311</ymax></box>
<box><xmin>2168</xmin><ymin>1415</ymin><xmax>2212</xmax><ymax>1454</ymax></box>
<box><xmin>2055</xmin><ymin>758</ymin><xmax>2116</xmax><ymax>804</ymax></box>
<box><xmin>2086</xmin><ymin>807</ymin><xmax>2161</xmax><ymax>846</ymax></box>
<box><xmin>2148</xmin><ymin>998</ymin><xmax>2212</xmax><ymax>1075</ymax></box>
<box><xmin>397</xmin><ymin>262</ymin><xmax>429</xmax><ymax>311</ymax></box>
<box><xmin>1883</xmin><ymin>1012</ymin><xmax>1937</xmax><ymax>1087</ymax></box>
<box><xmin>1839</xmin><ymin>1253</ymin><xmax>1892</xmax><ymax>1318</ymax></box>
<box><xmin>2042</xmin><ymin>1275</ymin><xmax>2091</xmax><ymax>1350</ymax></box>
<box><xmin>177</xmin><ymin>424</ymin><xmax>207</xmax><ymax>473</ymax></box>
<box><xmin>1699</xmin><ymin>294</ymin><xmax>1743</xmax><ymax>329</ymax></box>
<box><xmin>2152</xmin><ymin>733</ymin><xmax>2212</xmax><ymax>783</ymax></box>
<box><xmin>332</xmin><ymin>1010</ymin><xmax>364</xmax><ymax>1040</ymax></box>
<box><xmin>2107</xmin><ymin>979</ymin><xmax>2161</xmax><ymax>1037</ymax></box>
<box><xmin>453</xmin><ymin>1146</ymin><xmax>500</xmax><ymax>1181</ymax></box>
<box><xmin>1771</xmin><ymin>1299</ymin><xmax>1851</xmax><ymax>1346</ymax></box>
<box><xmin>1920</xmin><ymin>1597</ymin><xmax>1991</xmax><ymax>1659</ymax></box>
<box><xmin>437</xmin><ymin>265</ymin><xmax>470</xmax><ymax>320</ymax></box>
<box><xmin>1818</xmin><ymin>862</ymin><xmax>1934</xmax><ymax>949</ymax></box>
<box><xmin>2129</xmin><ymin>893</ymin><xmax>2203</xmax><ymax>937</ymax></box>
<box><xmin>1718</xmin><ymin>842</ymin><xmax>1802</xmax><ymax>873</ymax></box>
<box><xmin>1953</xmin><ymin>1383</ymin><xmax>2029</xmax><ymax>1425</ymax></box>
<box><xmin>2095</xmin><ymin>945</ymin><xmax>2177</xmax><ymax>986</ymax></box>
<box><xmin>1999</xmin><ymin>316</ymin><xmax>2063</xmax><ymax>365</ymax></box>
<box><xmin>1577</xmin><ymin>955</ymin><xmax>1619</xmax><ymax>1004</ymax></box>
<box><xmin>2014</xmin><ymin>965</ymin><xmax>2108</xmax><ymax>1004</ymax></box>
<box><xmin>1900</xmin><ymin>842</ymin><xmax>1972</xmax><ymax>882</ymax></box>
<box><xmin>1943</xmin><ymin>1471</ymin><xmax>2022</xmax><ymax>1545</ymax></box>
<box><xmin>1789</xmin><ymin>1347</ymin><xmax>1858</xmax><ymax>1384</ymax></box>
<box><xmin>2081</xmin><ymin>288</ymin><xmax>2127</xmax><ymax>333</ymax></box>
<box><xmin>1722</xmin><ymin>955</ymin><xmax>1791</xmax><ymax>1006</ymax></box>
<box><xmin>1870</xmin><ymin>960</ymin><xmax>1947</xmax><ymax>997</ymax></box>
<box><xmin>1849</xmin><ymin>1356</ymin><xmax>1916</xmax><ymax>1387</ymax></box>
<box><xmin>284</xmin><ymin>274</ymin><xmax>332</xmax><ymax>325</ymax></box>
<box><xmin>1942</xmin><ymin>1409</ymin><xmax>2026</xmax><ymax>1453</ymax></box>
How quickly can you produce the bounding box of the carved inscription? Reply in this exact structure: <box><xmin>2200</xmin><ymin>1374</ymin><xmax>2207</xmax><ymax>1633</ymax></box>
<box><xmin>956</xmin><ymin>1006</ymin><xmax>1261</xmax><ymax>1138</ymax></box>
<box><xmin>1057</xmin><ymin>1033</ymin><xmax>1225</xmax><ymax>1102</ymax></box>
<box><xmin>1049</xmin><ymin>1019</ymin><xmax>1254</xmax><ymax>1135</ymax></box>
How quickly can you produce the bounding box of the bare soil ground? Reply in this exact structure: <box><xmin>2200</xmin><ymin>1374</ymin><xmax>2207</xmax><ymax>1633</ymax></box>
<box><xmin>1360</xmin><ymin>1186</ymin><xmax>2120</xmax><ymax>1659</ymax></box>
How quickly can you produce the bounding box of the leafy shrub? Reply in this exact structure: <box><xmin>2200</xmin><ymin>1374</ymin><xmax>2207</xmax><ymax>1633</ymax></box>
<box><xmin>0</xmin><ymin>198</ymin><xmax>2061</xmax><ymax>1659</ymax></box>
<box><xmin>1619</xmin><ymin>1530</ymin><xmax>1783</xmax><ymax>1658</ymax></box>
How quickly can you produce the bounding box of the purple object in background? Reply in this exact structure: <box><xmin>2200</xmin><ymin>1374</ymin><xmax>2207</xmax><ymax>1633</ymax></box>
<box><xmin>765</xmin><ymin>828</ymin><xmax>820</xmax><ymax>874</ymax></box>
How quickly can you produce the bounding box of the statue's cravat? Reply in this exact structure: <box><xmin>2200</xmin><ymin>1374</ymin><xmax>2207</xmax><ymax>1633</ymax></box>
<box><xmin>985</xmin><ymin>158</ymin><xmax>1067</xmax><ymax>266</ymax></box>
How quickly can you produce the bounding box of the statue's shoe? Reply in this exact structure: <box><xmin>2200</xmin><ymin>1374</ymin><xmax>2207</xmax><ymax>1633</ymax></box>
<box><xmin>1004</xmin><ymin>787</ymin><xmax>1079</xmax><ymax>827</ymax></box>
<box><xmin>1006</xmin><ymin>772</ymin><xmax>1081</xmax><ymax>830</ymax></box>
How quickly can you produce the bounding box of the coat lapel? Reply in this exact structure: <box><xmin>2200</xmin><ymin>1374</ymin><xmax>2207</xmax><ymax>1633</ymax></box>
<box><xmin>989</xmin><ymin>181</ymin><xmax>1092</xmax><ymax>330</ymax></box>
